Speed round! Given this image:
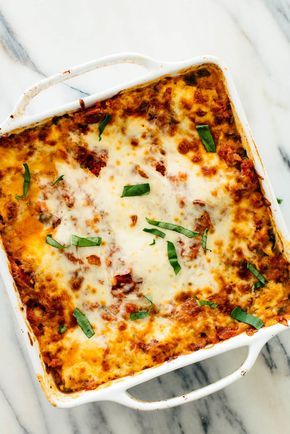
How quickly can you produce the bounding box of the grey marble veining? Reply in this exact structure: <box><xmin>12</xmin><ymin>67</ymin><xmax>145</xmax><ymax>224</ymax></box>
<box><xmin>0</xmin><ymin>0</ymin><xmax>289</xmax><ymax>433</ymax></box>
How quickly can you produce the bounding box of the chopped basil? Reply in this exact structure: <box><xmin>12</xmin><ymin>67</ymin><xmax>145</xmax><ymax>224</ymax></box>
<box><xmin>73</xmin><ymin>308</ymin><xmax>95</xmax><ymax>338</ymax></box>
<box><xmin>58</xmin><ymin>324</ymin><xmax>67</xmax><ymax>334</ymax></box>
<box><xmin>16</xmin><ymin>163</ymin><xmax>30</xmax><ymax>200</ymax></box>
<box><xmin>196</xmin><ymin>125</ymin><xmax>216</xmax><ymax>152</ymax></box>
<box><xmin>246</xmin><ymin>263</ymin><xmax>267</xmax><ymax>286</ymax></box>
<box><xmin>253</xmin><ymin>281</ymin><xmax>264</xmax><ymax>291</ymax></box>
<box><xmin>144</xmin><ymin>295</ymin><xmax>154</xmax><ymax>305</ymax></box>
<box><xmin>149</xmin><ymin>239</ymin><xmax>156</xmax><ymax>246</ymax></box>
<box><xmin>52</xmin><ymin>174</ymin><xmax>64</xmax><ymax>186</ymax></box>
<box><xmin>277</xmin><ymin>197</ymin><xmax>283</xmax><ymax>205</ymax></box>
<box><xmin>143</xmin><ymin>228</ymin><xmax>166</xmax><ymax>238</ymax></box>
<box><xmin>130</xmin><ymin>311</ymin><xmax>149</xmax><ymax>320</ymax></box>
<box><xmin>201</xmin><ymin>228</ymin><xmax>209</xmax><ymax>251</ymax></box>
<box><xmin>231</xmin><ymin>306</ymin><xmax>263</xmax><ymax>330</ymax></box>
<box><xmin>98</xmin><ymin>114</ymin><xmax>111</xmax><ymax>141</ymax></box>
<box><xmin>196</xmin><ymin>298</ymin><xmax>217</xmax><ymax>309</ymax></box>
<box><xmin>146</xmin><ymin>218</ymin><xmax>199</xmax><ymax>238</ymax></box>
<box><xmin>71</xmin><ymin>235</ymin><xmax>102</xmax><ymax>247</ymax></box>
<box><xmin>121</xmin><ymin>183</ymin><xmax>150</xmax><ymax>197</ymax></box>
<box><xmin>167</xmin><ymin>241</ymin><xmax>181</xmax><ymax>274</ymax></box>
<box><xmin>46</xmin><ymin>234</ymin><xmax>66</xmax><ymax>249</ymax></box>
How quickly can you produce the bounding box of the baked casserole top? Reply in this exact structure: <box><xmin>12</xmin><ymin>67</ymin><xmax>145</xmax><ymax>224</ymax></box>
<box><xmin>0</xmin><ymin>63</ymin><xmax>289</xmax><ymax>393</ymax></box>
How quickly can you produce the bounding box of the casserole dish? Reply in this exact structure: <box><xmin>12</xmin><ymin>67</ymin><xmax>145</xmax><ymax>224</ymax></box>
<box><xmin>0</xmin><ymin>53</ymin><xmax>289</xmax><ymax>410</ymax></box>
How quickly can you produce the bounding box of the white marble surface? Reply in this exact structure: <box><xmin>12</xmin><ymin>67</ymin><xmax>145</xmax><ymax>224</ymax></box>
<box><xmin>0</xmin><ymin>0</ymin><xmax>289</xmax><ymax>432</ymax></box>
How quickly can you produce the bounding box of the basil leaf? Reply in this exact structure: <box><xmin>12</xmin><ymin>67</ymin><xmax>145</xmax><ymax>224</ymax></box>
<box><xmin>167</xmin><ymin>241</ymin><xmax>181</xmax><ymax>274</ymax></box>
<box><xmin>98</xmin><ymin>114</ymin><xmax>111</xmax><ymax>141</ymax></box>
<box><xmin>46</xmin><ymin>234</ymin><xmax>66</xmax><ymax>249</ymax></box>
<box><xmin>52</xmin><ymin>175</ymin><xmax>64</xmax><ymax>186</ymax></box>
<box><xmin>58</xmin><ymin>324</ymin><xmax>67</xmax><ymax>334</ymax></box>
<box><xmin>121</xmin><ymin>183</ymin><xmax>150</xmax><ymax>197</ymax></box>
<box><xmin>130</xmin><ymin>311</ymin><xmax>149</xmax><ymax>320</ymax></box>
<box><xmin>253</xmin><ymin>281</ymin><xmax>263</xmax><ymax>291</ymax></box>
<box><xmin>277</xmin><ymin>197</ymin><xmax>283</xmax><ymax>205</ymax></box>
<box><xmin>73</xmin><ymin>308</ymin><xmax>95</xmax><ymax>338</ymax></box>
<box><xmin>16</xmin><ymin>163</ymin><xmax>30</xmax><ymax>200</ymax></box>
<box><xmin>71</xmin><ymin>235</ymin><xmax>102</xmax><ymax>247</ymax></box>
<box><xmin>201</xmin><ymin>228</ymin><xmax>208</xmax><ymax>251</ymax></box>
<box><xmin>144</xmin><ymin>295</ymin><xmax>155</xmax><ymax>307</ymax></box>
<box><xmin>149</xmin><ymin>239</ymin><xmax>156</xmax><ymax>246</ymax></box>
<box><xmin>143</xmin><ymin>228</ymin><xmax>166</xmax><ymax>238</ymax></box>
<box><xmin>196</xmin><ymin>299</ymin><xmax>217</xmax><ymax>308</ymax></box>
<box><xmin>246</xmin><ymin>263</ymin><xmax>267</xmax><ymax>285</ymax></box>
<box><xmin>231</xmin><ymin>306</ymin><xmax>263</xmax><ymax>330</ymax></box>
<box><xmin>146</xmin><ymin>218</ymin><xmax>199</xmax><ymax>238</ymax></box>
<box><xmin>196</xmin><ymin>125</ymin><xmax>216</xmax><ymax>152</ymax></box>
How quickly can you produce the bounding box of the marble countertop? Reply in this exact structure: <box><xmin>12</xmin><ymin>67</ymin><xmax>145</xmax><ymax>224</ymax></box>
<box><xmin>0</xmin><ymin>0</ymin><xmax>289</xmax><ymax>432</ymax></box>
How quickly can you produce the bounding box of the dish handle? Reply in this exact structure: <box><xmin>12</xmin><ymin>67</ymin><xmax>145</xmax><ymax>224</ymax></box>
<box><xmin>1</xmin><ymin>52</ymin><xmax>163</xmax><ymax>129</ymax></box>
<box><xmin>111</xmin><ymin>337</ymin><xmax>268</xmax><ymax>411</ymax></box>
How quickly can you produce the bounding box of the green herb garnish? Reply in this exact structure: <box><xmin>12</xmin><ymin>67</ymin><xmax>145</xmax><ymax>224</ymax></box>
<box><xmin>121</xmin><ymin>183</ymin><xmax>150</xmax><ymax>197</ymax></box>
<box><xmin>146</xmin><ymin>218</ymin><xmax>199</xmax><ymax>238</ymax></box>
<box><xmin>73</xmin><ymin>308</ymin><xmax>95</xmax><ymax>338</ymax></box>
<box><xmin>52</xmin><ymin>175</ymin><xmax>64</xmax><ymax>186</ymax></box>
<box><xmin>246</xmin><ymin>263</ymin><xmax>267</xmax><ymax>286</ymax></box>
<box><xmin>196</xmin><ymin>125</ymin><xmax>216</xmax><ymax>152</ymax></box>
<box><xmin>196</xmin><ymin>299</ymin><xmax>217</xmax><ymax>309</ymax></box>
<box><xmin>201</xmin><ymin>228</ymin><xmax>209</xmax><ymax>251</ymax></box>
<box><xmin>98</xmin><ymin>114</ymin><xmax>111</xmax><ymax>141</ymax></box>
<box><xmin>144</xmin><ymin>295</ymin><xmax>154</xmax><ymax>305</ymax></box>
<box><xmin>253</xmin><ymin>281</ymin><xmax>264</xmax><ymax>290</ymax></box>
<box><xmin>46</xmin><ymin>234</ymin><xmax>66</xmax><ymax>249</ymax></box>
<box><xmin>16</xmin><ymin>163</ymin><xmax>30</xmax><ymax>200</ymax></box>
<box><xmin>58</xmin><ymin>324</ymin><xmax>67</xmax><ymax>334</ymax></box>
<box><xmin>143</xmin><ymin>228</ymin><xmax>166</xmax><ymax>238</ymax></box>
<box><xmin>277</xmin><ymin>198</ymin><xmax>283</xmax><ymax>205</ymax></box>
<box><xmin>231</xmin><ymin>306</ymin><xmax>263</xmax><ymax>330</ymax></box>
<box><xmin>167</xmin><ymin>241</ymin><xmax>181</xmax><ymax>274</ymax></box>
<box><xmin>71</xmin><ymin>235</ymin><xmax>102</xmax><ymax>247</ymax></box>
<box><xmin>130</xmin><ymin>311</ymin><xmax>149</xmax><ymax>320</ymax></box>
<box><xmin>149</xmin><ymin>239</ymin><xmax>156</xmax><ymax>246</ymax></box>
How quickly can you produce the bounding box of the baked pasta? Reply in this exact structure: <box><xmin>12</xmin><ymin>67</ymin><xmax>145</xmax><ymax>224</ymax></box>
<box><xmin>0</xmin><ymin>63</ymin><xmax>289</xmax><ymax>393</ymax></box>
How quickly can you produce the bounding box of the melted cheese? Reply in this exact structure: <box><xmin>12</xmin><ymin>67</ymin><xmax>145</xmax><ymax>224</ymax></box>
<box><xmin>0</xmin><ymin>64</ymin><xmax>289</xmax><ymax>393</ymax></box>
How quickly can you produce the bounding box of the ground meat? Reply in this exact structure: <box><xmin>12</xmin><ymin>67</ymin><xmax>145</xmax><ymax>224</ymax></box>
<box><xmin>177</xmin><ymin>139</ymin><xmax>198</xmax><ymax>154</ymax></box>
<box><xmin>10</xmin><ymin>258</ymin><xmax>35</xmax><ymax>290</ymax></box>
<box><xmin>174</xmin><ymin>297</ymin><xmax>201</xmax><ymax>323</ymax></box>
<box><xmin>195</xmin><ymin>211</ymin><xmax>212</xmax><ymax>232</ymax></box>
<box><xmin>111</xmin><ymin>273</ymin><xmax>142</xmax><ymax>297</ymax></box>
<box><xmin>201</xmin><ymin>166</ymin><xmax>217</xmax><ymax>177</ymax></box>
<box><xmin>260</xmin><ymin>254</ymin><xmax>289</xmax><ymax>283</ymax></box>
<box><xmin>232</xmin><ymin>160</ymin><xmax>260</xmax><ymax>202</ymax></box>
<box><xmin>6</xmin><ymin>201</ymin><xmax>18</xmax><ymax>221</ymax></box>
<box><xmin>218</xmin><ymin>142</ymin><xmax>244</xmax><ymax>168</ymax></box>
<box><xmin>216</xmin><ymin>324</ymin><xmax>239</xmax><ymax>340</ymax></box>
<box><xmin>69</xmin><ymin>270</ymin><xmax>84</xmax><ymax>291</ymax></box>
<box><xmin>87</xmin><ymin>255</ymin><xmax>101</xmax><ymax>266</ymax></box>
<box><xmin>65</xmin><ymin>253</ymin><xmax>83</xmax><ymax>265</ymax></box>
<box><xmin>155</xmin><ymin>161</ymin><xmax>166</xmax><ymax>176</ymax></box>
<box><xmin>75</xmin><ymin>146</ymin><xmax>108</xmax><ymax>177</ymax></box>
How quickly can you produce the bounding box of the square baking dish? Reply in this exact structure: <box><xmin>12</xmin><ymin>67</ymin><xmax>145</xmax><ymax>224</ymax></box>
<box><xmin>0</xmin><ymin>53</ymin><xmax>289</xmax><ymax>410</ymax></box>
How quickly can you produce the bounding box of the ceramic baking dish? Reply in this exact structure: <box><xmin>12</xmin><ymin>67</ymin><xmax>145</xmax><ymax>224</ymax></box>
<box><xmin>0</xmin><ymin>53</ymin><xmax>289</xmax><ymax>410</ymax></box>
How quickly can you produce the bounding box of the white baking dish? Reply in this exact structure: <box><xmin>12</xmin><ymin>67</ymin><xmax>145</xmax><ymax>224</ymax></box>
<box><xmin>0</xmin><ymin>53</ymin><xmax>289</xmax><ymax>410</ymax></box>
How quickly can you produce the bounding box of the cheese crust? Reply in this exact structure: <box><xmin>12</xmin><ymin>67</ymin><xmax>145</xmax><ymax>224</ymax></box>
<box><xmin>0</xmin><ymin>64</ymin><xmax>289</xmax><ymax>393</ymax></box>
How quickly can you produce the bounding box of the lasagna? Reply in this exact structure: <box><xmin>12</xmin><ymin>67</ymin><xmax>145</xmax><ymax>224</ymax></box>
<box><xmin>0</xmin><ymin>64</ymin><xmax>289</xmax><ymax>393</ymax></box>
